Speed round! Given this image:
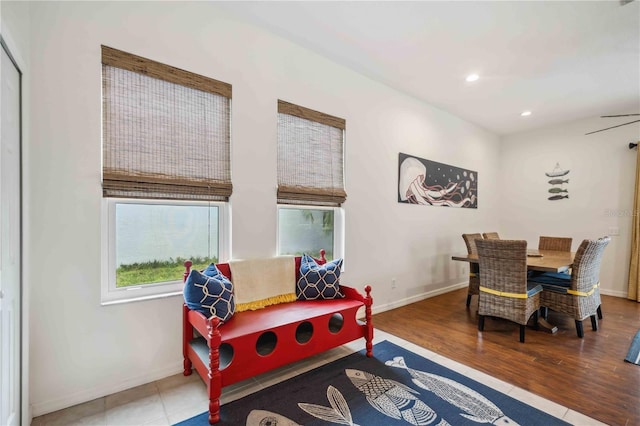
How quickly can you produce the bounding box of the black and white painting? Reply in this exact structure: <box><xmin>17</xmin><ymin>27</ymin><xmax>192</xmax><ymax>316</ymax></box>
<box><xmin>398</xmin><ymin>153</ymin><xmax>478</xmax><ymax>208</ymax></box>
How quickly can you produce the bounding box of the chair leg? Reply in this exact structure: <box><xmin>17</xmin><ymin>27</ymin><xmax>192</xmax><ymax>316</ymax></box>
<box><xmin>519</xmin><ymin>325</ymin><xmax>525</xmax><ymax>343</ymax></box>
<box><xmin>590</xmin><ymin>315</ymin><xmax>598</xmax><ymax>331</ymax></box>
<box><xmin>575</xmin><ymin>320</ymin><xmax>584</xmax><ymax>338</ymax></box>
<box><xmin>466</xmin><ymin>294</ymin><xmax>472</xmax><ymax>307</ymax></box>
<box><xmin>539</xmin><ymin>306</ymin><xmax>548</xmax><ymax>319</ymax></box>
<box><xmin>478</xmin><ymin>315</ymin><xmax>485</xmax><ymax>331</ymax></box>
<box><xmin>597</xmin><ymin>305</ymin><xmax>603</xmax><ymax>320</ymax></box>
<box><xmin>532</xmin><ymin>311</ymin><xmax>539</xmax><ymax>329</ymax></box>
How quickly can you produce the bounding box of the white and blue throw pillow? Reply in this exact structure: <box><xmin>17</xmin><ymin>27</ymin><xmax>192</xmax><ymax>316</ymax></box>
<box><xmin>297</xmin><ymin>254</ymin><xmax>344</xmax><ymax>300</ymax></box>
<box><xmin>183</xmin><ymin>263</ymin><xmax>235</xmax><ymax>322</ymax></box>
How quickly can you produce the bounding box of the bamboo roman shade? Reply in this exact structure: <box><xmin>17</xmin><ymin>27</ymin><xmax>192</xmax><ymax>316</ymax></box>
<box><xmin>277</xmin><ymin>100</ymin><xmax>346</xmax><ymax>206</ymax></box>
<box><xmin>101</xmin><ymin>46</ymin><xmax>232</xmax><ymax>201</ymax></box>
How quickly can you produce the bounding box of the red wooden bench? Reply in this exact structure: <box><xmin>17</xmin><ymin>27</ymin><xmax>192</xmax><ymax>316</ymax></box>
<box><xmin>182</xmin><ymin>252</ymin><xmax>373</xmax><ymax>424</ymax></box>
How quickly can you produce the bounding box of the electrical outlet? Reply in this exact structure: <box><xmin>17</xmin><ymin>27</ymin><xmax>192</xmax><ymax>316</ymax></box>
<box><xmin>391</xmin><ymin>278</ymin><xmax>396</xmax><ymax>289</ymax></box>
<box><xmin>608</xmin><ymin>227</ymin><xmax>620</xmax><ymax>236</ymax></box>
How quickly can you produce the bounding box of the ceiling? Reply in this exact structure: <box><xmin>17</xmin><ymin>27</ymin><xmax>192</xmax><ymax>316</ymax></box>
<box><xmin>218</xmin><ymin>1</ymin><xmax>640</xmax><ymax>136</ymax></box>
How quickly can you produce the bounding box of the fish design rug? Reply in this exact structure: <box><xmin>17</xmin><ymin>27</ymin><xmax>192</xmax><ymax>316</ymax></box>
<box><xmin>625</xmin><ymin>329</ymin><xmax>640</xmax><ymax>365</ymax></box>
<box><xmin>175</xmin><ymin>341</ymin><xmax>569</xmax><ymax>425</ymax></box>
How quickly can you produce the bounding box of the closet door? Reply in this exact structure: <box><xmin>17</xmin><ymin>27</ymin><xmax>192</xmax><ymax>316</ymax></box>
<box><xmin>0</xmin><ymin>41</ymin><xmax>22</xmax><ymax>426</ymax></box>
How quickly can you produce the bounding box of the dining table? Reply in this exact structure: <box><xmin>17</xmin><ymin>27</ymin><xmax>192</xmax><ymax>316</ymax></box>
<box><xmin>451</xmin><ymin>249</ymin><xmax>575</xmax><ymax>333</ymax></box>
<box><xmin>451</xmin><ymin>249</ymin><xmax>574</xmax><ymax>273</ymax></box>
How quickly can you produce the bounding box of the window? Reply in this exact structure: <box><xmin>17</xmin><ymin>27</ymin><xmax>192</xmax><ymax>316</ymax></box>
<box><xmin>276</xmin><ymin>100</ymin><xmax>346</xmax><ymax>260</ymax></box>
<box><xmin>102</xmin><ymin>199</ymin><xmax>229</xmax><ymax>304</ymax></box>
<box><xmin>101</xmin><ymin>46</ymin><xmax>232</xmax><ymax>303</ymax></box>
<box><xmin>277</xmin><ymin>205</ymin><xmax>343</xmax><ymax>260</ymax></box>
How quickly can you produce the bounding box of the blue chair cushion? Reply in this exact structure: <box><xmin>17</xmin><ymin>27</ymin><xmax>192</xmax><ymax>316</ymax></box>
<box><xmin>528</xmin><ymin>271</ymin><xmax>571</xmax><ymax>293</ymax></box>
<box><xmin>296</xmin><ymin>254</ymin><xmax>344</xmax><ymax>300</ymax></box>
<box><xmin>183</xmin><ymin>264</ymin><xmax>235</xmax><ymax>322</ymax></box>
<box><xmin>526</xmin><ymin>282</ymin><xmax>543</xmax><ymax>297</ymax></box>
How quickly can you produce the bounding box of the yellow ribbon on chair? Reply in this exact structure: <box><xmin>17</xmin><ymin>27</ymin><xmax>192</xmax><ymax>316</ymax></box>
<box><xmin>567</xmin><ymin>282</ymin><xmax>600</xmax><ymax>297</ymax></box>
<box><xmin>479</xmin><ymin>286</ymin><xmax>529</xmax><ymax>299</ymax></box>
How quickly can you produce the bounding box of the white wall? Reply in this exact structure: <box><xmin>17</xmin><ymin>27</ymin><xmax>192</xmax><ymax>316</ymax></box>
<box><xmin>501</xmin><ymin>116</ymin><xmax>639</xmax><ymax>297</ymax></box>
<box><xmin>1</xmin><ymin>1</ymin><xmax>31</xmax><ymax>423</ymax></box>
<box><xmin>26</xmin><ymin>1</ymin><xmax>501</xmax><ymax>415</ymax></box>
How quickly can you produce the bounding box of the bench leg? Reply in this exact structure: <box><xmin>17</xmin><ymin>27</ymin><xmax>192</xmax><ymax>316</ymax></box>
<box><xmin>364</xmin><ymin>285</ymin><xmax>374</xmax><ymax>357</ymax></box>
<box><xmin>207</xmin><ymin>318</ymin><xmax>222</xmax><ymax>424</ymax></box>
<box><xmin>365</xmin><ymin>330</ymin><xmax>374</xmax><ymax>358</ymax></box>
<box><xmin>208</xmin><ymin>398</ymin><xmax>220</xmax><ymax>424</ymax></box>
<box><xmin>183</xmin><ymin>304</ymin><xmax>193</xmax><ymax>376</ymax></box>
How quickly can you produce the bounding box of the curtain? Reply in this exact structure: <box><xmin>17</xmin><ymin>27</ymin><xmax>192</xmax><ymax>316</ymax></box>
<box><xmin>628</xmin><ymin>144</ymin><xmax>640</xmax><ymax>301</ymax></box>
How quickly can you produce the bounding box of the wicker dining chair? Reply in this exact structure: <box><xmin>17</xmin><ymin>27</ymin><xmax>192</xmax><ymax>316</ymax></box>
<box><xmin>462</xmin><ymin>233</ymin><xmax>483</xmax><ymax>307</ymax></box>
<box><xmin>476</xmin><ymin>239</ymin><xmax>542</xmax><ymax>343</ymax></box>
<box><xmin>531</xmin><ymin>237</ymin><xmax>610</xmax><ymax>338</ymax></box>
<box><xmin>538</xmin><ymin>236</ymin><xmax>573</xmax><ymax>251</ymax></box>
<box><xmin>482</xmin><ymin>232</ymin><xmax>500</xmax><ymax>240</ymax></box>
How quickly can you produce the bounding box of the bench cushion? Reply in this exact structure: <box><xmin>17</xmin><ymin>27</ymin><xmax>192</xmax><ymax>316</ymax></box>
<box><xmin>528</xmin><ymin>271</ymin><xmax>571</xmax><ymax>293</ymax></box>
<box><xmin>296</xmin><ymin>254</ymin><xmax>344</xmax><ymax>300</ymax></box>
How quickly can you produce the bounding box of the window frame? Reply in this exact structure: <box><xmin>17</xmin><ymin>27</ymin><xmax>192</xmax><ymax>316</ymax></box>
<box><xmin>100</xmin><ymin>198</ymin><xmax>230</xmax><ymax>305</ymax></box>
<box><xmin>276</xmin><ymin>204</ymin><xmax>345</xmax><ymax>261</ymax></box>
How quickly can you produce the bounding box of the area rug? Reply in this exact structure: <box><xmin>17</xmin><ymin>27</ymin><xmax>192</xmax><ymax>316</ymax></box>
<box><xmin>176</xmin><ymin>340</ymin><xmax>569</xmax><ymax>425</ymax></box>
<box><xmin>625</xmin><ymin>329</ymin><xmax>640</xmax><ymax>365</ymax></box>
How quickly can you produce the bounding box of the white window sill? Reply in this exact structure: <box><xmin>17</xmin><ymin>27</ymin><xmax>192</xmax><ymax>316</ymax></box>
<box><xmin>100</xmin><ymin>290</ymin><xmax>183</xmax><ymax>306</ymax></box>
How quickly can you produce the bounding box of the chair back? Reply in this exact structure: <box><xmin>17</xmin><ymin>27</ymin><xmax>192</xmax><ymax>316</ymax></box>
<box><xmin>462</xmin><ymin>233</ymin><xmax>483</xmax><ymax>254</ymax></box>
<box><xmin>539</xmin><ymin>236</ymin><xmax>572</xmax><ymax>251</ymax></box>
<box><xmin>482</xmin><ymin>232</ymin><xmax>500</xmax><ymax>240</ymax></box>
<box><xmin>571</xmin><ymin>237</ymin><xmax>610</xmax><ymax>292</ymax></box>
<box><xmin>476</xmin><ymin>239</ymin><xmax>528</xmax><ymax>294</ymax></box>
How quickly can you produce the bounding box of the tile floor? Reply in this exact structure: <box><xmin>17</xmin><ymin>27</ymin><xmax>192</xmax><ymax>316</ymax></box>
<box><xmin>31</xmin><ymin>330</ymin><xmax>606</xmax><ymax>425</ymax></box>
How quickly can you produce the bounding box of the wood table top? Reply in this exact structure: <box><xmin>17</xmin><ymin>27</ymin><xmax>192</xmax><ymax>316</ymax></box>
<box><xmin>451</xmin><ymin>249</ymin><xmax>574</xmax><ymax>273</ymax></box>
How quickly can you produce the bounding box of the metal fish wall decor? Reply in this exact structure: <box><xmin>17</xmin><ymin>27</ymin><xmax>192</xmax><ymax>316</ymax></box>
<box><xmin>546</xmin><ymin>163</ymin><xmax>570</xmax><ymax>201</ymax></box>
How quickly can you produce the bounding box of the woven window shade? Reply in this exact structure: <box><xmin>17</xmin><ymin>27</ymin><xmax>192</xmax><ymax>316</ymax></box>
<box><xmin>277</xmin><ymin>100</ymin><xmax>346</xmax><ymax>206</ymax></box>
<box><xmin>102</xmin><ymin>46</ymin><xmax>232</xmax><ymax>201</ymax></box>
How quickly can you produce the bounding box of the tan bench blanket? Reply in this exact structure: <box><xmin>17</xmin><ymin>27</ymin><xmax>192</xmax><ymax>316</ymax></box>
<box><xmin>229</xmin><ymin>256</ymin><xmax>296</xmax><ymax>311</ymax></box>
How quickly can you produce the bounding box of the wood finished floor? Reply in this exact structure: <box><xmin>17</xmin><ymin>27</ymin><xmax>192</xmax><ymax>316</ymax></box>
<box><xmin>372</xmin><ymin>288</ymin><xmax>640</xmax><ymax>426</ymax></box>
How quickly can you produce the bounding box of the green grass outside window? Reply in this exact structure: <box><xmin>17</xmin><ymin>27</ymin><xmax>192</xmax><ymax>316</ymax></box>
<box><xmin>116</xmin><ymin>256</ymin><xmax>217</xmax><ymax>287</ymax></box>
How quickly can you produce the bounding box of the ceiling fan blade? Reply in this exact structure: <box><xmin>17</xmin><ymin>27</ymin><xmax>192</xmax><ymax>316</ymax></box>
<box><xmin>585</xmin><ymin>119</ymin><xmax>640</xmax><ymax>135</ymax></box>
<box><xmin>600</xmin><ymin>114</ymin><xmax>640</xmax><ymax>118</ymax></box>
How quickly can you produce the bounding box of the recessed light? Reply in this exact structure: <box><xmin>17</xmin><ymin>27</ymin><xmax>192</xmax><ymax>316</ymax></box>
<box><xmin>465</xmin><ymin>73</ymin><xmax>479</xmax><ymax>82</ymax></box>
<box><xmin>521</xmin><ymin>111</ymin><xmax>532</xmax><ymax>117</ymax></box>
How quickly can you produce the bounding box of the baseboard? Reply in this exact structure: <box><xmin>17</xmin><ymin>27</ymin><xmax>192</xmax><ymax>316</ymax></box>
<box><xmin>371</xmin><ymin>282</ymin><xmax>467</xmax><ymax>315</ymax></box>
<box><xmin>368</xmin><ymin>284</ymin><xmax>630</xmax><ymax>316</ymax></box>
<box><xmin>600</xmin><ymin>288</ymin><xmax>629</xmax><ymax>298</ymax></box>
<box><xmin>31</xmin><ymin>362</ymin><xmax>184</xmax><ymax>417</ymax></box>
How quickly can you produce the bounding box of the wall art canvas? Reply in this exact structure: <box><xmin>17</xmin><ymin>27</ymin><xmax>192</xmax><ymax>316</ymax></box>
<box><xmin>398</xmin><ymin>152</ymin><xmax>478</xmax><ymax>208</ymax></box>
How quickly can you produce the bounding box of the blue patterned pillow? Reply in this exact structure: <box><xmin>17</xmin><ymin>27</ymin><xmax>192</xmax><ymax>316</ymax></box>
<box><xmin>203</xmin><ymin>263</ymin><xmax>220</xmax><ymax>277</ymax></box>
<box><xmin>183</xmin><ymin>265</ymin><xmax>235</xmax><ymax>322</ymax></box>
<box><xmin>296</xmin><ymin>254</ymin><xmax>344</xmax><ymax>300</ymax></box>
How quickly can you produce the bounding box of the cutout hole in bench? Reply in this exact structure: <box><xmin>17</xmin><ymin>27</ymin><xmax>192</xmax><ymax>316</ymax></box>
<box><xmin>296</xmin><ymin>321</ymin><xmax>314</xmax><ymax>344</ymax></box>
<box><xmin>256</xmin><ymin>331</ymin><xmax>277</xmax><ymax>356</ymax></box>
<box><xmin>328</xmin><ymin>313</ymin><xmax>344</xmax><ymax>334</ymax></box>
<box><xmin>219</xmin><ymin>343</ymin><xmax>234</xmax><ymax>370</ymax></box>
